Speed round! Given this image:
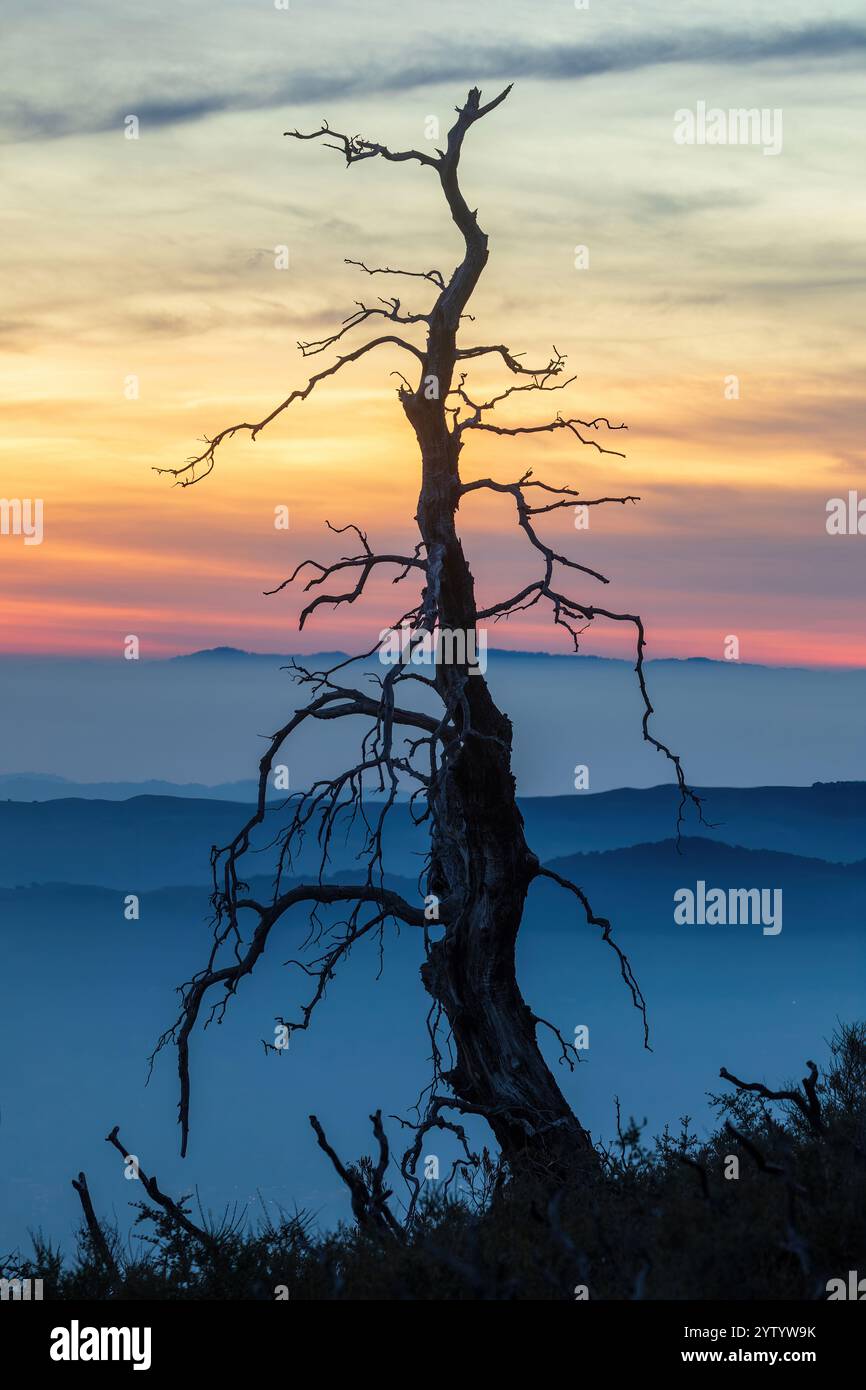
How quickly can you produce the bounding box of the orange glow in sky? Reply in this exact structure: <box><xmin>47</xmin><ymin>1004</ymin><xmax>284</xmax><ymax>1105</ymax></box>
<box><xmin>2</xmin><ymin>4</ymin><xmax>863</xmax><ymax>667</ymax></box>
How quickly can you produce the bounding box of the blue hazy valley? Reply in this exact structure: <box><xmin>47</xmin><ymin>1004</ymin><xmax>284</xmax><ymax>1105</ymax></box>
<box><xmin>0</xmin><ymin>650</ymin><xmax>863</xmax><ymax>1256</ymax></box>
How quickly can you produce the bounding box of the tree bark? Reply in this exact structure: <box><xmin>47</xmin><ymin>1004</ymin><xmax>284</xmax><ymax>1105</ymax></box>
<box><xmin>401</xmin><ymin>157</ymin><xmax>596</xmax><ymax>1176</ymax></box>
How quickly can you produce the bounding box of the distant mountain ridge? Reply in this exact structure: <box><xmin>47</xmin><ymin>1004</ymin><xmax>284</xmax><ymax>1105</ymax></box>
<box><xmin>5</xmin><ymin>836</ymin><xmax>863</xmax><ymax>909</ymax></box>
<box><xmin>1</xmin><ymin>782</ymin><xmax>864</xmax><ymax>889</ymax></box>
<box><xmin>0</xmin><ymin>773</ymin><xmax>265</xmax><ymax>802</ymax></box>
<box><xmin>2</xmin><ymin>649</ymin><xmax>864</xmax><ymax>792</ymax></box>
<box><xmin>166</xmin><ymin>646</ymin><xmax>865</xmax><ymax>672</ymax></box>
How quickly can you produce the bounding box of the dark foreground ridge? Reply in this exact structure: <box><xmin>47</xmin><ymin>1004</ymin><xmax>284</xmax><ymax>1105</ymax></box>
<box><xmin>4</xmin><ymin>1023</ymin><xmax>865</xmax><ymax>1300</ymax></box>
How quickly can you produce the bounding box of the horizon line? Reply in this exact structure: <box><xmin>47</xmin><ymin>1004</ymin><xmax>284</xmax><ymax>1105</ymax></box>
<box><xmin>1</xmin><ymin>644</ymin><xmax>864</xmax><ymax>674</ymax></box>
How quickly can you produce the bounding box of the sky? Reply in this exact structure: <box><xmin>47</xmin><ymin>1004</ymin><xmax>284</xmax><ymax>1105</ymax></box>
<box><xmin>1</xmin><ymin>0</ymin><xmax>864</xmax><ymax>663</ymax></box>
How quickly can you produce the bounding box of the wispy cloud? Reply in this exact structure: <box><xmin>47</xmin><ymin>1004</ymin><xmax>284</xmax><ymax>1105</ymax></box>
<box><xmin>4</xmin><ymin>22</ymin><xmax>865</xmax><ymax>142</ymax></box>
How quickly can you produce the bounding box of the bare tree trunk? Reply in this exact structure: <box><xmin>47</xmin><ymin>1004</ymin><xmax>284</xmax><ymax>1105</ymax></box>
<box><xmin>163</xmin><ymin>84</ymin><xmax>697</xmax><ymax>1190</ymax></box>
<box><xmin>421</xmin><ymin>723</ymin><xmax>596</xmax><ymax>1174</ymax></box>
<box><xmin>406</xmin><ymin>304</ymin><xmax>595</xmax><ymax>1175</ymax></box>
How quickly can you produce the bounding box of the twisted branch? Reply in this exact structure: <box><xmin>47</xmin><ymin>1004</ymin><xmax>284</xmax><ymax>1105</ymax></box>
<box><xmin>720</xmin><ymin>1061</ymin><xmax>824</xmax><ymax>1136</ymax></box>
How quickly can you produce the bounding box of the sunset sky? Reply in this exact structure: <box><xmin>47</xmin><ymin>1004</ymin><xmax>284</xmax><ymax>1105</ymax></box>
<box><xmin>1</xmin><ymin>0</ymin><xmax>864</xmax><ymax>663</ymax></box>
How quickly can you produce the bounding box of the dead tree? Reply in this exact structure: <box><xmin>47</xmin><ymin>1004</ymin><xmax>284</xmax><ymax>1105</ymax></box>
<box><xmin>154</xmin><ymin>86</ymin><xmax>700</xmax><ymax>1192</ymax></box>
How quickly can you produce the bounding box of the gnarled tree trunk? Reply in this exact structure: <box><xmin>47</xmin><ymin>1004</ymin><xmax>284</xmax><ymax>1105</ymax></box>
<box><xmin>163</xmin><ymin>85</ymin><xmax>693</xmax><ymax>1195</ymax></box>
<box><xmin>403</xmin><ymin>175</ymin><xmax>595</xmax><ymax>1171</ymax></box>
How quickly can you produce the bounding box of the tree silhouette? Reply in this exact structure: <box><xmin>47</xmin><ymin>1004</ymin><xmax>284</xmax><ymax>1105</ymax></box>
<box><xmin>155</xmin><ymin>86</ymin><xmax>700</xmax><ymax>1206</ymax></box>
